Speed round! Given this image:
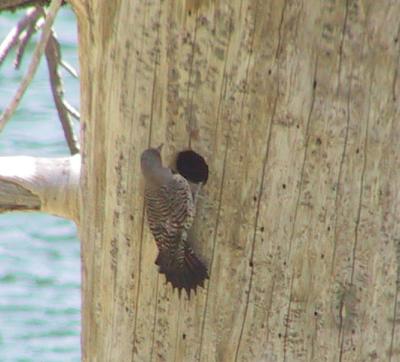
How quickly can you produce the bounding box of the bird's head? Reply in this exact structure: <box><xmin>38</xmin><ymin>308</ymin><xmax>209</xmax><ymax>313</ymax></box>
<box><xmin>140</xmin><ymin>144</ymin><xmax>164</xmax><ymax>177</ymax></box>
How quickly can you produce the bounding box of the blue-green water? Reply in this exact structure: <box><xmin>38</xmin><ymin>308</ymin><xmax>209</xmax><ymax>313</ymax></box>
<box><xmin>0</xmin><ymin>7</ymin><xmax>81</xmax><ymax>361</ymax></box>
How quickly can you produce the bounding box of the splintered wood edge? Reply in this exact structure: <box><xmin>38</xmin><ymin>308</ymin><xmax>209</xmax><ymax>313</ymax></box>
<box><xmin>0</xmin><ymin>154</ymin><xmax>80</xmax><ymax>222</ymax></box>
<box><xmin>0</xmin><ymin>179</ymin><xmax>41</xmax><ymax>212</ymax></box>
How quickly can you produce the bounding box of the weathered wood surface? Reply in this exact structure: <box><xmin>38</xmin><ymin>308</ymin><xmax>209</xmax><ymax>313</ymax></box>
<box><xmin>76</xmin><ymin>0</ymin><xmax>400</xmax><ymax>361</ymax></box>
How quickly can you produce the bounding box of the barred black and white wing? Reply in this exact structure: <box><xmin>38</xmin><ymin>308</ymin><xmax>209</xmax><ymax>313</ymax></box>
<box><xmin>145</xmin><ymin>174</ymin><xmax>208</xmax><ymax>296</ymax></box>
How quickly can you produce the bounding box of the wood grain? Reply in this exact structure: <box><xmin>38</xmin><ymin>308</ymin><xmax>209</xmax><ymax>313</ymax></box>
<box><xmin>79</xmin><ymin>0</ymin><xmax>400</xmax><ymax>360</ymax></box>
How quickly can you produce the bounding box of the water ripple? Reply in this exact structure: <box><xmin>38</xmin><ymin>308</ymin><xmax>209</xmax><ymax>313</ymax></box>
<box><xmin>0</xmin><ymin>7</ymin><xmax>81</xmax><ymax>361</ymax></box>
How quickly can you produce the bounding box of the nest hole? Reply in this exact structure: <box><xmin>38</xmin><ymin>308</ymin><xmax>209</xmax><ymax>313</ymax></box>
<box><xmin>176</xmin><ymin>150</ymin><xmax>209</xmax><ymax>184</ymax></box>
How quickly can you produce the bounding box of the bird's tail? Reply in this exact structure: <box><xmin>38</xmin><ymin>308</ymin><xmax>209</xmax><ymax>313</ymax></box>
<box><xmin>155</xmin><ymin>245</ymin><xmax>208</xmax><ymax>297</ymax></box>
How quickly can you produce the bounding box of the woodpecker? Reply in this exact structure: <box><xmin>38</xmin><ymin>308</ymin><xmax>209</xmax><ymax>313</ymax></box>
<box><xmin>140</xmin><ymin>145</ymin><xmax>208</xmax><ymax>296</ymax></box>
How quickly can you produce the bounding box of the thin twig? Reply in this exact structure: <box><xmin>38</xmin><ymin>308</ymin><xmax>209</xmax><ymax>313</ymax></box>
<box><xmin>0</xmin><ymin>7</ymin><xmax>42</xmax><ymax>66</ymax></box>
<box><xmin>35</xmin><ymin>16</ymin><xmax>45</xmax><ymax>30</ymax></box>
<box><xmin>60</xmin><ymin>60</ymin><xmax>79</xmax><ymax>78</ymax></box>
<box><xmin>0</xmin><ymin>0</ymin><xmax>50</xmax><ymax>12</ymax></box>
<box><xmin>63</xmin><ymin>100</ymin><xmax>80</xmax><ymax>120</ymax></box>
<box><xmin>14</xmin><ymin>12</ymin><xmax>42</xmax><ymax>69</ymax></box>
<box><xmin>45</xmin><ymin>30</ymin><xmax>80</xmax><ymax>155</ymax></box>
<box><xmin>0</xmin><ymin>0</ymin><xmax>63</xmax><ymax>132</ymax></box>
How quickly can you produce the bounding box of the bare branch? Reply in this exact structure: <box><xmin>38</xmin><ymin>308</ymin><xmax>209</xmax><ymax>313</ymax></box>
<box><xmin>14</xmin><ymin>12</ymin><xmax>42</xmax><ymax>69</ymax></box>
<box><xmin>0</xmin><ymin>0</ymin><xmax>63</xmax><ymax>132</ymax></box>
<box><xmin>0</xmin><ymin>7</ymin><xmax>42</xmax><ymax>65</ymax></box>
<box><xmin>60</xmin><ymin>59</ymin><xmax>78</xmax><ymax>78</ymax></box>
<box><xmin>63</xmin><ymin>100</ymin><xmax>80</xmax><ymax>120</ymax></box>
<box><xmin>0</xmin><ymin>0</ymin><xmax>52</xmax><ymax>12</ymax></box>
<box><xmin>45</xmin><ymin>30</ymin><xmax>80</xmax><ymax>154</ymax></box>
<box><xmin>0</xmin><ymin>155</ymin><xmax>80</xmax><ymax>222</ymax></box>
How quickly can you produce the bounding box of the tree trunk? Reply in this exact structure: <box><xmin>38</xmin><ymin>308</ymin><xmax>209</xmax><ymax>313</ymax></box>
<box><xmin>71</xmin><ymin>0</ymin><xmax>400</xmax><ymax>361</ymax></box>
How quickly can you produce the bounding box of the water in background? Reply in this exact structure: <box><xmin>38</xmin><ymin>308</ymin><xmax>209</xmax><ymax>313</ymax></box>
<box><xmin>0</xmin><ymin>7</ymin><xmax>81</xmax><ymax>361</ymax></box>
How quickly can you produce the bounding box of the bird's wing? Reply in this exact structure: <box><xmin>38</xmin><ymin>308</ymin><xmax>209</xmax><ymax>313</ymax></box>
<box><xmin>145</xmin><ymin>174</ymin><xmax>208</xmax><ymax>296</ymax></box>
<box><xmin>145</xmin><ymin>174</ymin><xmax>194</xmax><ymax>252</ymax></box>
<box><xmin>163</xmin><ymin>174</ymin><xmax>195</xmax><ymax>230</ymax></box>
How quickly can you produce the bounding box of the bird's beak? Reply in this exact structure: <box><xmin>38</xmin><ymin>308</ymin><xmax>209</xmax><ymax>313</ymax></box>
<box><xmin>156</xmin><ymin>143</ymin><xmax>164</xmax><ymax>152</ymax></box>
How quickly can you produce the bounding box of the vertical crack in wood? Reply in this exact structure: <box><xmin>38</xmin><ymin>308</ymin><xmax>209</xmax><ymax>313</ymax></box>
<box><xmin>337</xmin><ymin>0</ymin><xmax>349</xmax><ymax>95</ymax></box>
<box><xmin>187</xmin><ymin>17</ymin><xmax>199</xmax><ymax>148</ymax></box>
<box><xmin>103</xmin><ymin>6</ymin><xmax>125</xmax><ymax>360</ymax></box>
<box><xmin>198</xmin><ymin>134</ymin><xmax>230</xmax><ymax>360</ymax></box>
<box><xmin>279</xmin><ymin>52</ymin><xmax>318</xmax><ymax>361</ymax></box>
<box><xmin>391</xmin><ymin>23</ymin><xmax>400</xmax><ymax>102</ymax></box>
<box><xmin>330</xmin><ymin>71</ymin><xmax>352</xmax><ymax>275</ymax></box>
<box><xmin>222</xmin><ymin>2</ymin><xmax>262</xmax><ymax>358</ymax></box>
<box><xmin>332</xmin><ymin>72</ymin><xmax>352</xmax><ymax>362</ymax></box>
<box><xmin>274</xmin><ymin>0</ymin><xmax>287</xmax><ymax>60</ymax></box>
<box><xmin>149</xmin><ymin>272</ymin><xmax>159</xmax><ymax>362</ymax></box>
<box><xmin>390</xmin><ymin>238</ymin><xmax>400</xmax><ymax>361</ymax></box>
<box><xmin>283</xmin><ymin>272</ymin><xmax>294</xmax><ymax>362</ymax></box>
<box><xmin>198</xmin><ymin>11</ymin><xmax>234</xmax><ymax>360</ymax></box>
<box><xmin>389</xmin><ymin>65</ymin><xmax>400</xmax><ymax>359</ymax></box>
<box><xmin>149</xmin><ymin>27</ymin><xmax>161</xmax><ymax>146</ymax></box>
<box><xmin>264</xmin><ymin>276</ymin><xmax>276</xmax><ymax>344</ymax></box>
<box><xmin>349</xmin><ymin>73</ymin><xmax>372</xmax><ymax>285</ymax></box>
<box><xmin>287</xmin><ymin>55</ymin><xmax>318</xmax><ymax>260</ymax></box>
<box><xmin>146</xmin><ymin>8</ymin><xmax>163</xmax><ymax>361</ymax></box>
<box><xmin>310</xmin><ymin>307</ymin><xmax>318</xmax><ymax>361</ymax></box>
<box><xmin>234</xmin><ymin>92</ymin><xmax>275</xmax><ymax>358</ymax></box>
<box><xmin>132</xmin><ymin>2</ymin><xmax>152</xmax><ymax>357</ymax></box>
<box><xmin>212</xmin><ymin>29</ymin><xmax>231</xmax><ymax>152</ymax></box>
<box><xmin>338</xmin><ymin>293</ymin><xmax>345</xmax><ymax>362</ymax></box>
<box><xmin>234</xmin><ymin>68</ymin><xmax>277</xmax><ymax>362</ymax></box>
<box><xmin>173</xmin><ymin>305</ymin><xmax>182</xmax><ymax>362</ymax></box>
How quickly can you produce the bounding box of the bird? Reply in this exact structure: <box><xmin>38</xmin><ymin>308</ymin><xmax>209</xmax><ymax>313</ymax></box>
<box><xmin>140</xmin><ymin>144</ymin><xmax>208</xmax><ymax>296</ymax></box>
